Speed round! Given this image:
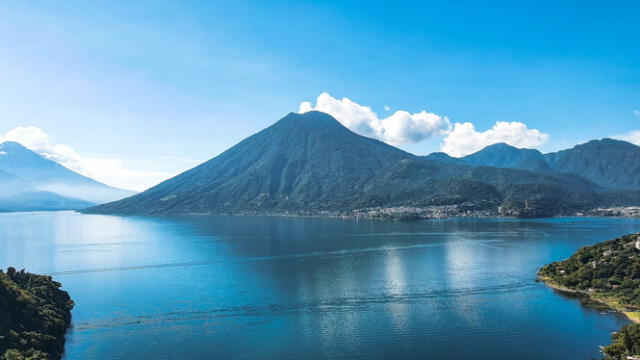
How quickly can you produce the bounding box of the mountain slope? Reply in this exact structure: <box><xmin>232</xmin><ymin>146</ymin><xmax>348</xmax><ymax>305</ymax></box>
<box><xmin>86</xmin><ymin>111</ymin><xmax>621</xmax><ymax>218</ymax></box>
<box><xmin>0</xmin><ymin>169</ymin><xmax>34</xmax><ymax>196</ymax></box>
<box><xmin>0</xmin><ymin>168</ymin><xmax>92</xmax><ymax>212</ymax></box>
<box><xmin>544</xmin><ymin>139</ymin><xmax>640</xmax><ymax>190</ymax></box>
<box><xmin>456</xmin><ymin>139</ymin><xmax>640</xmax><ymax>191</ymax></box>
<box><xmin>361</xmin><ymin>158</ymin><xmax>603</xmax><ymax>217</ymax></box>
<box><xmin>87</xmin><ymin>112</ymin><xmax>413</xmax><ymax>214</ymax></box>
<box><xmin>423</xmin><ymin>152</ymin><xmax>467</xmax><ymax>165</ymax></box>
<box><xmin>462</xmin><ymin>143</ymin><xmax>551</xmax><ymax>172</ymax></box>
<box><xmin>0</xmin><ymin>141</ymin><xmax>135</xmax><ymax>204</ymax></box>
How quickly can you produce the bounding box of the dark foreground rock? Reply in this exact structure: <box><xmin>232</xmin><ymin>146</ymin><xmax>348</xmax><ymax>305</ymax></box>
<box><xmin>0</xmin><ymin>268</ymin><xmax>74</xmax><ymax>360</ymax></box>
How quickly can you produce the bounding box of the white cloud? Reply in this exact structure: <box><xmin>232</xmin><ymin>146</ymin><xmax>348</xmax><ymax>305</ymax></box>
<box><xmin>441</xmin><ymin>121</ymin><xmax>549</xmax><ymax>157</ymax></box>
<box><xmin>299</xmin><ymin>92</ymin><xmax>549</xmax><ymax>157</ymax></box>
<box><xmin>299</xmin><ymin>92</ymin><xmax>451</xmax><ymax>145</ymax></box>
<box><xmin>613</xmin><ymin>130</ymin><xmax>640</xmax><ymax>146</ymax></box>
<box><xmin>611</xmin><ymin>111</ymin><xmax>640</xmax><ymax>146</ymax></box>
<box><xmin>1</xmin><ymin>126</ymin><xmax>174</xmax><ymax>191</ymax></box>
<box><xmin>384</xmin><ymin>105</ymin><xmax>390</xmax><ymax>111</ymax></box>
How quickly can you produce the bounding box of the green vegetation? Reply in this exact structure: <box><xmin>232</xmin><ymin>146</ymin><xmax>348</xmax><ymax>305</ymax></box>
<box><xmin>539</xmin><ymin>233</ymin><xmax>640</xmax><ymax>306</ymax></box>
<box><xmin>538</xmin><ymin>233</ymin><xmax>640</xmax><ymax>359</ymax></box>
<box><xmin>602</xmin><ymin>323</ymin><xmax>640</xmax><ymax>360</ymax></box>
<box><xmin>0</xmin><ymin>268</ymin><xmax>74</xmax><ymax>360</ymax></box>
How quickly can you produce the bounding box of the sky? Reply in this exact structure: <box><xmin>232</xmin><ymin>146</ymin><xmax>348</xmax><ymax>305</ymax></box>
<box><xmin>0</xmin><ymin>0</ymin><xmax>638</xmax><ymax>191</ymax></box>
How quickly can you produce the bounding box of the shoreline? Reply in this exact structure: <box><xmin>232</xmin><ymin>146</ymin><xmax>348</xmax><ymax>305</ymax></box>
<box><xmin>538</xmin><ymin>276</ymin><xmax>640</xmax><ymax>324</ymax></box>
<box><xmin>78</xmin><ymin>204</ymin><xmax>640</xmax><ymax>221</ymax></box>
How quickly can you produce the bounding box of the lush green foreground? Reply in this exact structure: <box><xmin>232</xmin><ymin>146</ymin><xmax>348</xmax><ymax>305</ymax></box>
<box><xmin>539</xmin><ymin>233</ymin><xmax>640</xmax><ymax>359</ymax></box>
<box><xmin>0</xmin><ymin>268</ymin><xmax>74</xmax><ymax>360</ymax></box>
<box><xmin>604</xmin><ymin>323</ymin><xmax>640</xmax><ymax>360</ymax></box>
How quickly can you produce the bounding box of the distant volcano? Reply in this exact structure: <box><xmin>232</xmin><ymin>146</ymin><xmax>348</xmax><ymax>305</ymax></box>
<box><xmin>0</xmin><ymin>141</ymin><xmax>135</xmax><ymax>212</ymax></box>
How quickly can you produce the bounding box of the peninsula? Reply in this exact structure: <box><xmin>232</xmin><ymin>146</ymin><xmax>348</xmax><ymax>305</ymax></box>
<box><xmin>538</xmin><ymin>233</ymin><xmax>640</xmax><ymax>359</ymax></box>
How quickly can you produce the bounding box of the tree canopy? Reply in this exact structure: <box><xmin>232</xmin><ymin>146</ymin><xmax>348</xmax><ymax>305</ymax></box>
<box><xmin>0</xmin><ymin>268</ymin><xmax>74</xmax><ymax>360</ymax></box>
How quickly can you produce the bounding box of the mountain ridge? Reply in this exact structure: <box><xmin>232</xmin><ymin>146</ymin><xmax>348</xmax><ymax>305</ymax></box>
<box><xmin>544</xmin><ymin>138</ymin><xmax>640</xmax><ymax>190</ymax></box>
<box><xmin>85</xmin><ymin>111</ymin><xmax>639</xmax><ymax>218</ymax></box>
<box><xmin>451</xmin><ymin>139</ymin><xmax>640</xmax><ymax>190</ymax></box>
<box><xmin>0</xmin><ymin>141</ymin><xmax>135</xmax><ymax>211</ymax></box>
<box><xmin>461</xmin><ymin>143</ymin><xmax>552</xmax><ymax>172</ymax></box>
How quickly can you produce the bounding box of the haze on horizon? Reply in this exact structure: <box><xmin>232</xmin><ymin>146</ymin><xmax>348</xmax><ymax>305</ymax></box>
<box><xmin>0</xmin><ymin>0</ymin><xmax>638</xmax><ymax>191</ymax></box>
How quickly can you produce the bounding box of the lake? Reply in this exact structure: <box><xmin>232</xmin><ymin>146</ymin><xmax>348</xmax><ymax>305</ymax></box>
<box><xmin>1</xmin><ymin>212</ymin><xmax>638</xmax><ymax>359</ymax></box>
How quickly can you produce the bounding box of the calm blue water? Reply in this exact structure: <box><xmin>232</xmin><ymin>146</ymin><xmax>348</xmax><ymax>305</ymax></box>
<box><xmin>1</xmin><ymin>212</ymin><xmax>638</xmax><ymax>359</ymax></box>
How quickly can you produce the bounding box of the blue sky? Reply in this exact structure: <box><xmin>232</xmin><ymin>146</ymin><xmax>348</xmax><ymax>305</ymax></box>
<box><xmin>0</xmin><ymin>0</ymin><xmax>638</xmax><ymax>190</ymax></box>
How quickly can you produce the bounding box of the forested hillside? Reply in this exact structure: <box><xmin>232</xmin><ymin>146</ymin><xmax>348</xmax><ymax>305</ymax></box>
<box><xmin>0</xmin><ymin>268</ymin><xmax>74</xmax><ymax>360</ymax></box>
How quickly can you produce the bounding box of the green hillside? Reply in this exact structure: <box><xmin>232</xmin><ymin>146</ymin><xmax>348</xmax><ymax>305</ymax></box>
<box><xmin>0</xmin><ymin>268</ymin><xmax>74</xmax><ymax>360</ymax></box>
<box><xmin>539</xmin><ymin>233</ymin><xmax>640</xmax><ymax>359</ymax></box>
